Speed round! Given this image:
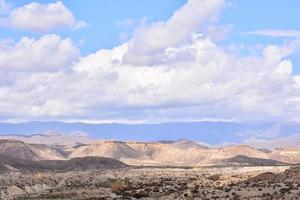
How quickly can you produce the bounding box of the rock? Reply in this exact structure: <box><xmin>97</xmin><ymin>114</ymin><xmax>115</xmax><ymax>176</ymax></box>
<box><xmin>31</xmin><ymin>184</ymin><xmax>51</xmax><ymax>193</ymax></box>
<box><xmin>109</xmin><ymin>193</ymin><xmax>118</xmax><ymax>198</ymax></box>
<box><xmin>132</xmin><ymin>189</ymin><xmax>148</xmax><ymax>198</ymax></box>
<box><xmin>24</xmin><ymin>186</ymin><xmax>36</xmax><ymax>194</ymax></box>
<box><xmin>7</xmin><ymin>185</ymin><xmax>26</xmax><ymax>196</ymax></box>
<box><xmin>0</xmin><ymin>190</ymin><xmax>10</xmax><ymax>200</ymax></box>
<box><xmin>57</xmin><ymin>179</ymin><xmax>66</xmax><ymax>187</ymax></box>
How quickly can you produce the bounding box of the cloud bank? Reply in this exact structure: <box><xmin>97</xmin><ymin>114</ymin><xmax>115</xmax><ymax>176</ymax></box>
<box><xmin>1</xmin><ymin>0</ymin><xmax>300</xmax><ymax>123</ymax></box>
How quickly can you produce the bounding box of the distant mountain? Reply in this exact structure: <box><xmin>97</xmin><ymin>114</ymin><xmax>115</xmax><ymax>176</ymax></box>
<box><xmin>246</xmin><ymin>133</ymin><xmax>300</xmax><ymax>150</ymax></box>
<box><xmin>220</xmin><ymin>145</ymin><xmax>270</xmax><ymax>159</ymax></box>
<box><xmin>170</xmin><ymin>139</ymin><xmax>209</xmax><ymax>149</ymax></box>
<box><xmin>69</xmin><ymin>140</ymin><xmax>300</xmax><ymax>165</ymax></box>
<box><xmin>258</xmin><ymin>148</ymin><xmax>272</xmax><ymax>154</ymax></box>
<box><xmin>0</xmin><ymin>135</ymin><xmax>299</xmax><ymax>166</ymax></box>
<box><xmin>0</xmin><ymin>139</ymin><xmax>65</xmax><ymax>161</ymax></box>
<box><xmin>69</xmin><ymin>140</ymin><xmax>279</xmax><ymax>166</ymax></box>
<box><xmin>0</xmin><ymin>131</ymin><xmax>93</xmax><ymax>148</ymax></box>
<box><xmin>70</xmin><ymin>141</ymin><xmax>146</xmax><ymax>160</ymax></box>
<box><xmin>2</xmin><ymin>121</ymin><xmax>300</xmax><ymax>147</ymax></box>
<box><xmin>2</xmin><ymin>121</ymin><xmax>298</xmax><ymax>145</ymax></box>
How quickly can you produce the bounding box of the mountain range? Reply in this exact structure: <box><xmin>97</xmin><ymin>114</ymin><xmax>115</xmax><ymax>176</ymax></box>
<box><xmin>0</xmin><ymin>133</ymin><xmax>299</xmax><ymax>168</ymax></box>
<box><xmin>2</xmin><ymin>121</ymin><xmax>300</xmax><ymax>149</ymax></box>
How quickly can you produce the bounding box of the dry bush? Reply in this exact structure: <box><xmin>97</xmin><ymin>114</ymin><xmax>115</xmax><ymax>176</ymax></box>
<box><xmin>109</xmin><ymin>179</ymin><xmax>125</xmax><ymax>194</ymax></box>
<box><xmin>208</xmin><ymin>174</ymin><xmax>221</xmax><ymax>181</ymax></box>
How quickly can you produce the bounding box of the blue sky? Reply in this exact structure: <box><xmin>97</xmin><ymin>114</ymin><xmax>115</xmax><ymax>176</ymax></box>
<box><xmin>1</xmin><ymin>0</ymin><xmax>186</xmax><ymax>54</ymax></box>
<box><xmin>221</xmin><ymin>0</ymin><xmax>300</xmax><ymax>73</ymax></box>
<box><xmin>1</xmin><ymin>0</ymin><xmax>300</xmax><ymax>123</ymax></box>
<box><xmin>2</xmin><ymin>0</ymin><xmax>300</xmax><ymax>56</ymax></box>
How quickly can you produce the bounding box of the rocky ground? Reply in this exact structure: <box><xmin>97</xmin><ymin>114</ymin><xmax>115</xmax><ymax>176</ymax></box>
<box><xmin>1</xmin><ymin>165</ymin><xmax>299</xmax><ymax>200</ymax></box>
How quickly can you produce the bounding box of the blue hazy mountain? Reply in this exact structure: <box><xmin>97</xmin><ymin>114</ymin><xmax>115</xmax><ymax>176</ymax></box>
<box><xmin>1</xmin><ymin>121</ymin><xmax>300</xmax><ymax>145</ymax></box>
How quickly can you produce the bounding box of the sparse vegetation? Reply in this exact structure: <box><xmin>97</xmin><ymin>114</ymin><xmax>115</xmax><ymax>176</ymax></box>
<box><xmin>0</xmin><ymin>165</ymin><xmax>297</xmax><ymax>199</ymax></box>
<box><xmin>208</xmin><ymin>174</ymin><xmax>221</xmax><ymax>181</ymax></box>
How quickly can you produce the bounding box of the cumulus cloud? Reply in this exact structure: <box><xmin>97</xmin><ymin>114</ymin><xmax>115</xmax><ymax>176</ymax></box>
<box><xmin>0</xmin><ymin>34</ymin><xmax>80</xmax><ymax>71</ymax></box>
<box><xmin>246</xmin><ymin>29</ymin><xmax>300</xmax><ymax>38</ymax></box>
<box><xmin>71</xmin><ymin>35</ymin><xmax>300</xmax><ymax>122</ymax></box>
<box><xmin>123</xmin><ymin>0</ymin><xmax>225</xmax><ymax>66</ymax></box>
<box><xmin>3</xmin><ymin>35</ymin><xmax>300</xmax><ymax>121</ymax></box>
<box><xmin>2</xmin><ymin>1</ymin><xmax>85</xmax><ymax>32</ymax></box>
<box><xmin>1</xmin><ymin>0</ymin><xmax>300</xmax><ymax>123</ymax></box>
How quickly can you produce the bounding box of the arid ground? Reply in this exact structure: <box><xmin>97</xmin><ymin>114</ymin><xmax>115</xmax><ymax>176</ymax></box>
<box><xmin>1</xmin><ymin>165</ymin><xmax>300</xmax><ymax>200</ymax></box>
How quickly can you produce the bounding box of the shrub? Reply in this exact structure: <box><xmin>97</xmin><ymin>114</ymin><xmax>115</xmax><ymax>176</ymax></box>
<box><xmin>208</xmin><ymin>174</ymin><xmax>221</xmax><ymax>181</ymax></box>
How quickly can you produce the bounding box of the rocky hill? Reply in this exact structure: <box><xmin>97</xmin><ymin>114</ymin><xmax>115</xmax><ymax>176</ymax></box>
<box><xmin>40</xmin><ymin>156</ymin><xmax>128</xmax><ymax>171</ymax></box>
<box><xmin>1</xmin><ymin>135</ymin><xmax>299</xmax><ymax>166</ymax></box>
<box><xmin>269</xmin><ymin>148</ymin><xmax>300</xmax><ymax>163</ymax></box>
<box><xmin>70</xmin><ymin>141</ymin><xmax>147</xmax><ymax>160</ymax></box>
<box><xmin>222</xmin><ymin>155</ymin><xmax>287</xmax><ymax>166</ymax></box>
<box><xmin>0</xmin><ymin>156</ymin><xmax>127</xmax><ymax>174</ymax></box>
<box><xmin>70</xmin><ymin>140</ymin><xmax>300</xmax><ymax>166</ymax></box>
<box><xmin>69</xmin><ymin>140</ymin><xmax>276</xmax><ymax>166</ymax></box>
<box><xmin>0</xmin><ymin>139</ymin><xmax>65</xmax><ymax>161</ymax></box>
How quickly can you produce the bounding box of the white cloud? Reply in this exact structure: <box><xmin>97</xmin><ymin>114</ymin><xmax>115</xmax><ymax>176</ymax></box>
<box><xmin>205</xmin><ymin>24</ymin><xmax>233</xmax><ymax>41</ymax></box>
<box><xmin>116</xmin><ymin>17</ymin><xmax>149</xmax><ymax>43</ymax></box>
<box><xmin>71</xmin><ymin>36</ymin><xmax>300</xmax><ymax>121</ymax></box>
<box><xmin>0</xmin><ymin>34</ymin><xmax>80</xmax><ymax>71</ymax></box>
<box><xmin>2</xmin><ymin>1</ymin><xmax>85</xmax><ymax>32</ymax></box>
<box><xmin>116</xmin><ymin>17</ymin><xmax>149</xmax><ymax>30</ymax></box>
<box><xmin>3</xmin><ymin>34</ymin><xmax>297</xmax><ymax>121</ymax></box>
<box><xmin>246</xmin><ymin>29</ymin><xmax>300</xmax><ymax>38</ymax></box>
<box><xmin>123</xmin><ymin>0</ymin><xmax>225</xmax><ymax>66</ymax></box>
<box><xmin>1</xmin><ymin>0</ymin><xmax>300</xmax><ymax>123</ymax></box>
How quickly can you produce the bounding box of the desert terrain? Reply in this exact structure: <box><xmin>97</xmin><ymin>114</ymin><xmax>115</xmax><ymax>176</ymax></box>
<box><xmin>1</xmin><ymin>165</ymin><xmax>300</xmax><ymax>199</ymax></box>
<box><xmin>2</xmin><ymin>0</ymin><xmax>299</xmax><ymax>199</ymax></box>
<box><xmin>0</xmin><ymin>133</ymin><xmax>300</xmax><ymax>199</ymax></box>
<box><xmin>1</xmin><ymin>133</ymin><xmax>300</xmax><ymax>165</ymax></box>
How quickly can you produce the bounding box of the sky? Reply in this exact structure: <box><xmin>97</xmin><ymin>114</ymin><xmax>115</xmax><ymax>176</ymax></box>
<box><xmin>1</xmin><ymin>0</ymin><xmax>300</xmax><ymax>123</ymax></box>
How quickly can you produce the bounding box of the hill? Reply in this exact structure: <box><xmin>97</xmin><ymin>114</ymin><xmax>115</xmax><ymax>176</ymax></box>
<box><xmin>0</xmin><ymin>137</ymin><xmax>299</xmax><ymax>166</ymax></box>
<box><xmin>0</xmin><ymin>156</ymin><xmax>127</xmax><ymax>174</ymax></box>
<box><xmin>222</xmin><ymin>155</ymin><xmax>287</xmax><ymax>166</ymax></box>
<box><xmin>69</xmin><ymin>140</ymin><xmax>274</xmax><ymax>166</ymax></box>
<box><xmin>70</xmin><ymin>141</ymin><xmax>146</xmax><ymax>160</ymax></box>
<box><xmin>0</xmin><ymin>139</ymin><xmax>65</xmax><ymax>161</ymax></box>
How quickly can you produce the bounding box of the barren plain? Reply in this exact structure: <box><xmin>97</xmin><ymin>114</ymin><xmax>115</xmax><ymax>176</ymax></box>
<box><xmin>1</xmin><ymin>165</ymin><xmax>300</xmax><ymax>200</ymax></box>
